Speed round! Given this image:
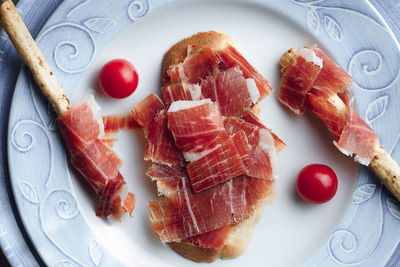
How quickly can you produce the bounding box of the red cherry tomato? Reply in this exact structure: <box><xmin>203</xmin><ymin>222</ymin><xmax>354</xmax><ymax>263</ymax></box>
<box><xmin>98</xmin><ymin>59</ymin><xmax>139</xmax><ymax>99</ymax></box>
<box><xmin>296</xmin><ymin>164</ymin><xmax>338</xmax><ymax>204</ymax></box>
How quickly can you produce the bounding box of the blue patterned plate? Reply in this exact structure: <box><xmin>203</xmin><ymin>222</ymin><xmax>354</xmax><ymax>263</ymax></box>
<box><xmin>6</xmin><ymin>0</ymin><xmax>400</xmax><ymax>266</ymax></box>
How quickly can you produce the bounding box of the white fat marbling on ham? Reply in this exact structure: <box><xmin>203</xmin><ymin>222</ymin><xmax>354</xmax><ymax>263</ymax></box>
<box><xmin>246</xmin><ymin>78</ymin><xmax>260</xmax><ymax>104</ymax></box>
<box><xmin>176</xmin><ymin>64</ymin><xmax>188</xmax><ymax>82</ymax></box>
<box><xmin>354</xmin><ymin>155</ymin><xmax>371</xmax><ymax>166</ymax></box>
<box><xmin>181</xmin><ymin>176</ymin><xmax>200</xmax><ymax>234</ymax></box>
<box><xmin>86</xmin><ymin>94</ymin><xmax>105</xmax><ymax>138</ymax></box>
<box><xmin>258</xmin><ymin>129</ymin><xmax>278</xmax><ymax>179</ymax></box>
<box><xmin>168</xmin><ymin>99</ymin><xmax>212</xmax><ymax>113</ymax></box>
<box><xmin>183</xmin><ymin>146</ymin><xmax>219</xmax><ymax>162</ymax></box>
<box><xmin>297</xmin><ymin>47</ymin><xmax>323</xmax><ymax>68</ymax></box>
<box><xmin>227</xmin><ymin>179</ymin><xmax>235</xmax><ymax>215</ymax></box>
<box><xmin>333</xmin><ymin>140</ymin><xmax>352</xmax><ymax>157</ymax></box>
<box><xmin>113</xmin><ymin>182</ymin><xmax>129</xmax><ymax>207</ymax></box>
<box><xmin>188</xmin><ymin>84</ymin><xmax>202</xmax><ymax>101</ymax></box>
<box><xmin>333</xmin><ymin>141</ymin><xmax>371</xmax><ymax>166</ymax></box>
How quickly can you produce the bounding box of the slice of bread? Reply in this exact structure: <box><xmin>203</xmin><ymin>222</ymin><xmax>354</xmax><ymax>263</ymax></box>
<box><xmin>161</xmin><ymin>31</ymin><xmax>275</xmax><ymax>262</ymax></box>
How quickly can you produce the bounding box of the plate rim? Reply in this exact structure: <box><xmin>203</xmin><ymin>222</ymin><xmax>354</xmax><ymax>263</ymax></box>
<box><xmin>4</xmin><ymin>0</ymin><xmax>400</xmax><ymax>266</ymax></box>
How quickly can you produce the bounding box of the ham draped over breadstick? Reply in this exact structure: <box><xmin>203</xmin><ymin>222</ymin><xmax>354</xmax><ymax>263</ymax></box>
<box><xmin>0</xmin><ymin>0</ymin><xmax>135</xmax><ymax>219</ymax></box>
<box><xmin>279</xmin><ymin>45</ymin><xmax>400</xmax><ymax>201</ymax></box>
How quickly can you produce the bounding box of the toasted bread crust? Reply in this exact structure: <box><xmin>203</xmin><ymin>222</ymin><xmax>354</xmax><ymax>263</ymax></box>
<box><xmin>221</xmin><ymin>207</ymin><xmax>264</xmax><ymax>259</ymax></box>
<box><xmin>169</xmin><ymin>241</ymin><xmax>223</xmax><ymax>263</ymax></box>
<box><xmin>162</xmin><ymin>31</ymin><xmax>273</xmax><ymax>263</ymax></box>
<box><xmin>161</xmin><ymin>31</ymin><xmax>239</xmax><ymax>85</ymax></box>
<box><xmin>279</xmin><ymin>48</ymin><xmax>298</xmax><ymax>71</ymax></box>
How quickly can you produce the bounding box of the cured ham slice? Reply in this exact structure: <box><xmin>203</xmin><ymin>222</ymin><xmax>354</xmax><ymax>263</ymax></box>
<box><xmin>167</xmin><ymin>47</ymin><xmax>220</xmax><ymax>84</ymax></box>
<box><xmin>102</xmin><ymin>112</ymin><xmax>139</xmax><ymax>133</ymax></box>
<box><xmin>162</xmin><ymin>82</ymin><xmax>202</xmax><ymax>107</ymax></box>
<box><xmin>146</xmin><ymin>164</ymin><xmax>187</xmax><ymax>196</ymax></box>
<box><xmin>217</xmin><ymin>44</ymin><xmax>273</xmax><ymax>101</ymax></box>
<box><xmin>167</xmin><ymin>100</ymin><xmax>228</xmax><ymax>157</ymax></box>
<box><xmin>335</xmin><ymin>106</ymin><xmax>377</xmax><ymax>165</ymax></box>
<box><xmin>241</xmin><ymin>109</ymin><xmax>266</xmax><ymax>129</ymax></box>
<box><xmin>58</xmin><ymin>99</ymin><xmax>103</xmax><ymax>155</ymax></box>
<box><xmin>167</xmin><ymin>100</ymin><xmax>246</xmax><ymax>192</ymax></box>
<box><xmin>223</xmin><ymin>117</ymin><xmax>278</xmax><ymax>179</ymax></box>
<box><xmin>229</xmin><ymin>128</ymin><xmax>276</xmax><ymax>182</ymax></box>
<box><xmin>310</xmin><ymin>47</ymin><xmax>353</xmax><ymax>99</ymax></box>
<box><xmin>278</xmin><ymin>47</ymin><xmax>322</xmax><ymax>114</ymax></box>
<box><xmin>71</xmin><ymin>139</ymin><xmax>122</xmax><ymax>193</ymax></box>
<box><xmin>101</xmin><ymin>135</ymin><xmax>118</xmax><ymax>149</ymax></box>
<box><xmin>186</xmin><ymin>138</ymin><xmax>247</xmax><ymax>192</ymax></box>
<box><xmin>101</xmin><ymin>112</ymin><xmax>140</xmax><ymax>148</ymax></box>
<box><xmin>148</xmin><ymin>173</ymin><xmax>274</xmax><ymax>243</ymax></box>
<box><xmin>241</xmin><ymin>109</ymin><xmax>287</xmax><ymax>153</ymax></box>
<box><xmin>224</xmin><ymin>117</ymin><xmax>280</xmax><ymax>156</ymax></box>
<box><xmin>96</xmin><ymin>173</ymin><xmax>135</xmax><ymax>219</ymax></box>
<box><xmin>186</xmin><ymin>225</ymin><xmax>234</xmax><ymax>249</ymax></box>
<box><xmin>201</xmin><ymin>67</ymin><xmax>253</xmax><ymax>117</ymax></box>
<box><xmin>145</xmin><ymin>110</ymin><xmax>184</xmax><ymax>166</ymax></box>
<box><xmin>133</xmin><ymin>94</ymin><xmax>184</xmax><ymax>166</ymax></box>
<box><xmin>306</xmin><ymin>93</ymin><xmax>347</xmax><ymax>141</ymax></box>
<box><xmin>231</xmin><ymin>131</ymin><xmax>252</xmax><ymax>169</ymax></box>
<box><xmin>132</xmin><ymin>93</ymin><xmax>165</xmax><ymax>130</ymax></box>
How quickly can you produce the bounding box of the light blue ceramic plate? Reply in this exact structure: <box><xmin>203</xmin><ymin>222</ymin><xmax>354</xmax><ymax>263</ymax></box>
<box><xmin>7</xmin><ymin>0</ymin><xmax>400</xmax><ymax>266</ymax></box>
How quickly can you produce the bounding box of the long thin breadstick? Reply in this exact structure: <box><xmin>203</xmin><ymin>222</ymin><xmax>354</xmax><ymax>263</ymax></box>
<box><xmin>370</xmin><ymin>147</ymin><xmax>400</xmax><ymax>200</ymax></box>
<box><xmin>281</xmin><ymin>49</ymin><xmax>400</xmax><ymax>201</ymax></box>
<box><xmin>0</xmin><ymin>0</ymin><xmax>70</xmax><ymax>115</ymax></box>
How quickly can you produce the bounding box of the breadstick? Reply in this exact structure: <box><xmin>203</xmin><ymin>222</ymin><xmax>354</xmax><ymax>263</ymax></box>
<box><xmin>370</xmin><ymin>146</ymin><xmax>400</xmax><ymax>200</ymax></box>
<box><xmin>0</xmin><ymin>0</ymin><xmax>70</xmax><ymax>115</ymax></box>
<box><xmin>280</xmin><ymin>49</ymin><xmax>400</xmax><ymax>201</ymax></box>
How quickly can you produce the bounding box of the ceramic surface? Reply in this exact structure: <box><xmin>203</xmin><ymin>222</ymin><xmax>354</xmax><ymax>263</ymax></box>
<box><xmin>4</xmin><ymin>0</ymin><xmax>400</xmax><ymax>266</ymax></box>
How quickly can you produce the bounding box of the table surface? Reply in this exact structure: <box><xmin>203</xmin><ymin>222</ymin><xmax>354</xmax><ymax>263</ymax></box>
<box><xmin>1</xmin><ymin>0</ymin><xmax>17</xmax><ymax>264</ymax></box>
<box><xmin>1</xmin><ymin>249</ymin><xmax>10</xmax><ymax>267</ymax></box>
<box><xmin>1</xmin><ymin>0</ymin><xmax>400</xmax><ymax>266</ymax></box>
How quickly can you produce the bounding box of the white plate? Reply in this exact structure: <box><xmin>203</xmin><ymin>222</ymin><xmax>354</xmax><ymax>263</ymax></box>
<box><xmin>8</xmin><ymin>0</ymin><xmax>400</xmax><ymax>266</ymax></box>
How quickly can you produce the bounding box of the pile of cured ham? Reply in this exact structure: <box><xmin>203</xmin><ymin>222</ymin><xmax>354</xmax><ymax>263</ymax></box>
<box><xmin>129</xmin><ymin>32</ymin><xmax>285</xmax><ymax>256</ymax></box>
